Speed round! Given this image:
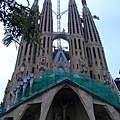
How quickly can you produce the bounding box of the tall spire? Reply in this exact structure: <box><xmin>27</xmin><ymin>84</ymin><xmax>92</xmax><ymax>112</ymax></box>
<box><xmin>68</xmin><ymin>0</ymin><xmax>87</xmax><ymax>74</ymax></box>
<box><xmin>41</xmin><ymin>0</ymin><xmax>53</xmax><ymax>32</ymax></box>
<box><xmin>82</xmin><ymin>0</ymin><xmax>87</xmax><ymax>6</ymax></box>
<box><xmin>82</xmin><ymin>1</ymin><xmax>110</xmax><ymax>81</ymax></box>
<box><xmin>68</xmin><ymin>0</ymin><xmax>83</xmax><ymax>35</ymax></box>
<box><xmin>31</xmin><ymin>0</ymin><xmax>39</xmax><ymax>11</ymax></box>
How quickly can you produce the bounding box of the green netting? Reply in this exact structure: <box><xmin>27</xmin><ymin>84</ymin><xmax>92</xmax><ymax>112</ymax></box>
<box><xmin>16</xmin><ymin>70</ymin><xmax>120</xmax><ymax>110</ymax></box>
<box><xmin>17</xmin><ymin>91</ymin><xmax>23</xmax><ymax>103</ymax></box>
<box><xmin>0</xmin><ymin>107</ymin><xmax>6</xmax><ymax>116</ymax></box>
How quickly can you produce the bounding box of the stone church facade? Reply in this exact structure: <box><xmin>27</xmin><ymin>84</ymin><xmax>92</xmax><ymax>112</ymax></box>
<box><xmin>0</xmin><ymin>0</ymin><xmax>120</xmax><ymax>120</ymax></box>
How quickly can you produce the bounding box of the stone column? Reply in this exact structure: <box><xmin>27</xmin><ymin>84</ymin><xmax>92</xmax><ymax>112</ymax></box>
<box><xmin>73</xmin><ymin>86</ymin><xmax>96</xmax><ymax>120</ymax></box>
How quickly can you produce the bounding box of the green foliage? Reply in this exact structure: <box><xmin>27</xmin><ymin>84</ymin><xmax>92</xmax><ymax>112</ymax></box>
<box><xmin>0</xmin><ymin>0</ymin><xmax>41</xmax><ymax>47</ymax></box>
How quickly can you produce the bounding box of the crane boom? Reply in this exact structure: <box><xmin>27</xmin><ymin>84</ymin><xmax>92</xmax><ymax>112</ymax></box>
<box><xmin>52</xmin><ymin>0</ymin><xmax>68</xmax><ymax>48</ymax></box>
<box><xmin>57</xmin><ymin>0</ymin><xmax>61</xmax><ymax>48</ymax></box>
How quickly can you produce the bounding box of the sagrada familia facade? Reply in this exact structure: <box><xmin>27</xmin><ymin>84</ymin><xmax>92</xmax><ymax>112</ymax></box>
<box><xmin>0</xmin><ymin>0</ymin><xmax>120</xmax><ymax>120</ymax></box>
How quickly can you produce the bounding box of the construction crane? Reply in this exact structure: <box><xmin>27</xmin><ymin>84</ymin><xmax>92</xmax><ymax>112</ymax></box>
<box><xmin>53</xmin><ymin>0</ymin><xmax>68</xmax><ymax>49</ymax></box>
<box><xmin>57</xmin><ymin>0</ymin><xmax>61</xmax><ymax>48</ymax></box>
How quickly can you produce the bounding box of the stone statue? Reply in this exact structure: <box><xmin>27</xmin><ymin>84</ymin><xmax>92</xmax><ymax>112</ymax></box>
<box><xmin>61</xmin><ymin>102</ymin><xmax>69</xmax><ymax>120</ymax></box>
<box><xmin>55</xmin><ymin>102</ymin><xmax>69</xmax><ymax>120</ymax></box>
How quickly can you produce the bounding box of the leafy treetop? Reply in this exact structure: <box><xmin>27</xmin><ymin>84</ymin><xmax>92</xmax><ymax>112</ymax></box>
<box><xmin>0</xmin><ymin>0</ymin><xmax>41</xmax><ymax>47</ymax></box>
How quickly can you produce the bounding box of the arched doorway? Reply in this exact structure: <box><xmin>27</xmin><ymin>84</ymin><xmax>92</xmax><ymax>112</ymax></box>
<box><xmin>93</xmin><ymin>104</ymin><xmax>113</xmax><ymax>120</ymax></box>
<box><xmin>20</xmin><ymin>103</ymin><xmax>41</xmax><ymax>120</ymax></box>
<box><xmin>46</xmin><ymin>87</ymin><xmax>90</xmax><ymax>120</ymax></box>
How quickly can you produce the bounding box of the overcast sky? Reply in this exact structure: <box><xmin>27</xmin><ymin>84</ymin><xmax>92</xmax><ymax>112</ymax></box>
<box><xmin>0</xmin><ymin>0</ymin><xmax>120</xmax><ymax>102</ymax></box>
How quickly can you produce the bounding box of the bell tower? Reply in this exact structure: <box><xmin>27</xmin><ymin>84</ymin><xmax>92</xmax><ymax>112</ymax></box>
<box><xmin>82</xmin><ymin>0</ymin><xmax>110</xmax><ymax>81</ymax></box>
<box><xmin>1</xmin><ymin>1</ymin><xmax>119</xmax><ymax>120</ymax></box>
<box><xmin>40</xmin><ymin>0</ymin><xmax>53</xmax><ymax>71</ymax></box>
<box><xmin>68</xmin><ymin>0</ymin><xmax>87</xmax><ymax>74</ymax></box>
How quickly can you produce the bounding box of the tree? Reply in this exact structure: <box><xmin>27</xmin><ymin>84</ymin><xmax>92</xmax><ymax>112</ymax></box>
<box><xmin>0</xmin><ymin>0</ymin><xmax>41</xmax><ymax>47</ymax></box>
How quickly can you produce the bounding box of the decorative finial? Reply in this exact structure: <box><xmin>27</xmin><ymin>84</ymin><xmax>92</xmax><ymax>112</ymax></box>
<box><xmin>82</xmin><ymin>0</ymin><xmax>87</xmax><ymax>6</ymax></box>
